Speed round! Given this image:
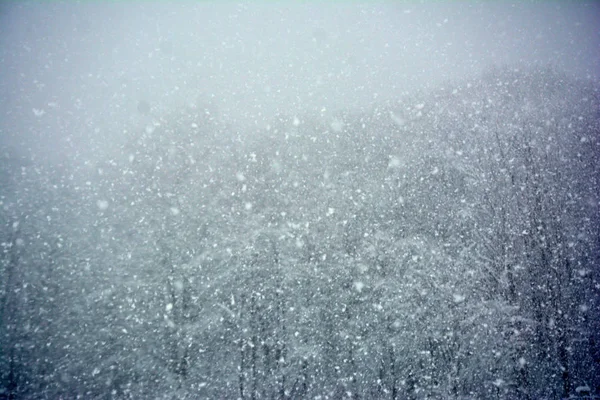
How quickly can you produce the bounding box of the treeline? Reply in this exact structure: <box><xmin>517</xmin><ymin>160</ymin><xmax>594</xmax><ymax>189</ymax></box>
<box><xmin>1</xmin><ymin>66</ymin><xmax>599</xmax><ymax>399</ymax></box>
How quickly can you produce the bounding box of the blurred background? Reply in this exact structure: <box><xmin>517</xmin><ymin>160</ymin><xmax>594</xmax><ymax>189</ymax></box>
<box><xmin>1</xmin><ymin>2</ymin><xmax>599</xmax><ymax>161</ymax></box>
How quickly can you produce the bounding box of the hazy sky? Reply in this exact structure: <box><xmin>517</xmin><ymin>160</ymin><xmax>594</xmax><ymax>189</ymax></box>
<box><xmin>1</xmin><ymin>1</ymin><xmax>599</xmax><ymax>160</ymax></box>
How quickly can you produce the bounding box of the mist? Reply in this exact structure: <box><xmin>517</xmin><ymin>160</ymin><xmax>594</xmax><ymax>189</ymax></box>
<box><xmin>1</xmin><ymin>2</ymin><xmax>599</xmax><ymax>399</ymax></box>
<box><xmin>1</xmin><ymin>2</ymin><xmax>599</xmax><ymax>158</ymax></box>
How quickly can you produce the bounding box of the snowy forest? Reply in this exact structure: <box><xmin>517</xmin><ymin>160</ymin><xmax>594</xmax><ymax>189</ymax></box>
<box><xmin>2</xmin><ymin>1</ymin><xmax>600</xmax><ymax>399</ymax></box>
<box><xmin>1</xmin><ymin>64</ymin><xmax>599</xmax><ymax>399</ymax></box>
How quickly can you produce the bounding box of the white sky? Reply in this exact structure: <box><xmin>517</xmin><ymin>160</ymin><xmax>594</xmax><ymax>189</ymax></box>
<box><xmin>1</xmin><ymin>2</ymin><xmax>599</xmax><ymax>159</ymax></box>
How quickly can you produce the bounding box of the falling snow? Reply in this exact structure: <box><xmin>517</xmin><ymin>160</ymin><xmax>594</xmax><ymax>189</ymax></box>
<box><xmin>1</xmin><ymin>2</ymin><xmax>598</xmax><ymax>399</ymax></box>
<box><xmin>96</xmin><ymin>200</ymin><xmax>109</xmax><ymax>210</ymax></box>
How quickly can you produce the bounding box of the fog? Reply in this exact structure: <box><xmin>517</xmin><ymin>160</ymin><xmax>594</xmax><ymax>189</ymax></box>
<box><xmin>1</xmin><ymin>2</ymin><xmax>599</xmax><ymax>158</ymax></box>
<box><xmin>1</xmin><ymin>2</ymin><xmax>600</xmax><ymax>399</ymax></box>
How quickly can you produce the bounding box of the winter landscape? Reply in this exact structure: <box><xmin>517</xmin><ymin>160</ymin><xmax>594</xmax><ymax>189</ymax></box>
<box><xmin>1</xmin><ymin>2</ymin><xmax>599</xmax><ymax>399</ymax></box>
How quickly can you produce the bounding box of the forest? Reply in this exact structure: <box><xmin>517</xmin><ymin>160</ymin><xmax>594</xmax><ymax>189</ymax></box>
<box><xmin>1</xmin><ymin>66</ymin><xmax>599</xmax><ymax>399</ymax></box>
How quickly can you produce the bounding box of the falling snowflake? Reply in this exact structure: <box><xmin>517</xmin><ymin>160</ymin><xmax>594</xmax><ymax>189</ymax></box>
<box><xmin>96</xmin><ymin>200</ymin><xmax>109</xmax><ymax>210</ymax></box>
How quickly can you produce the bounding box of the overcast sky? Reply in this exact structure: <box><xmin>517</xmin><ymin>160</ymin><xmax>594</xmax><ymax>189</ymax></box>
<box><xmin>1</xmin><ymin>1</ymin><xmax>599</xmax><ymax>161</ymax></box>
